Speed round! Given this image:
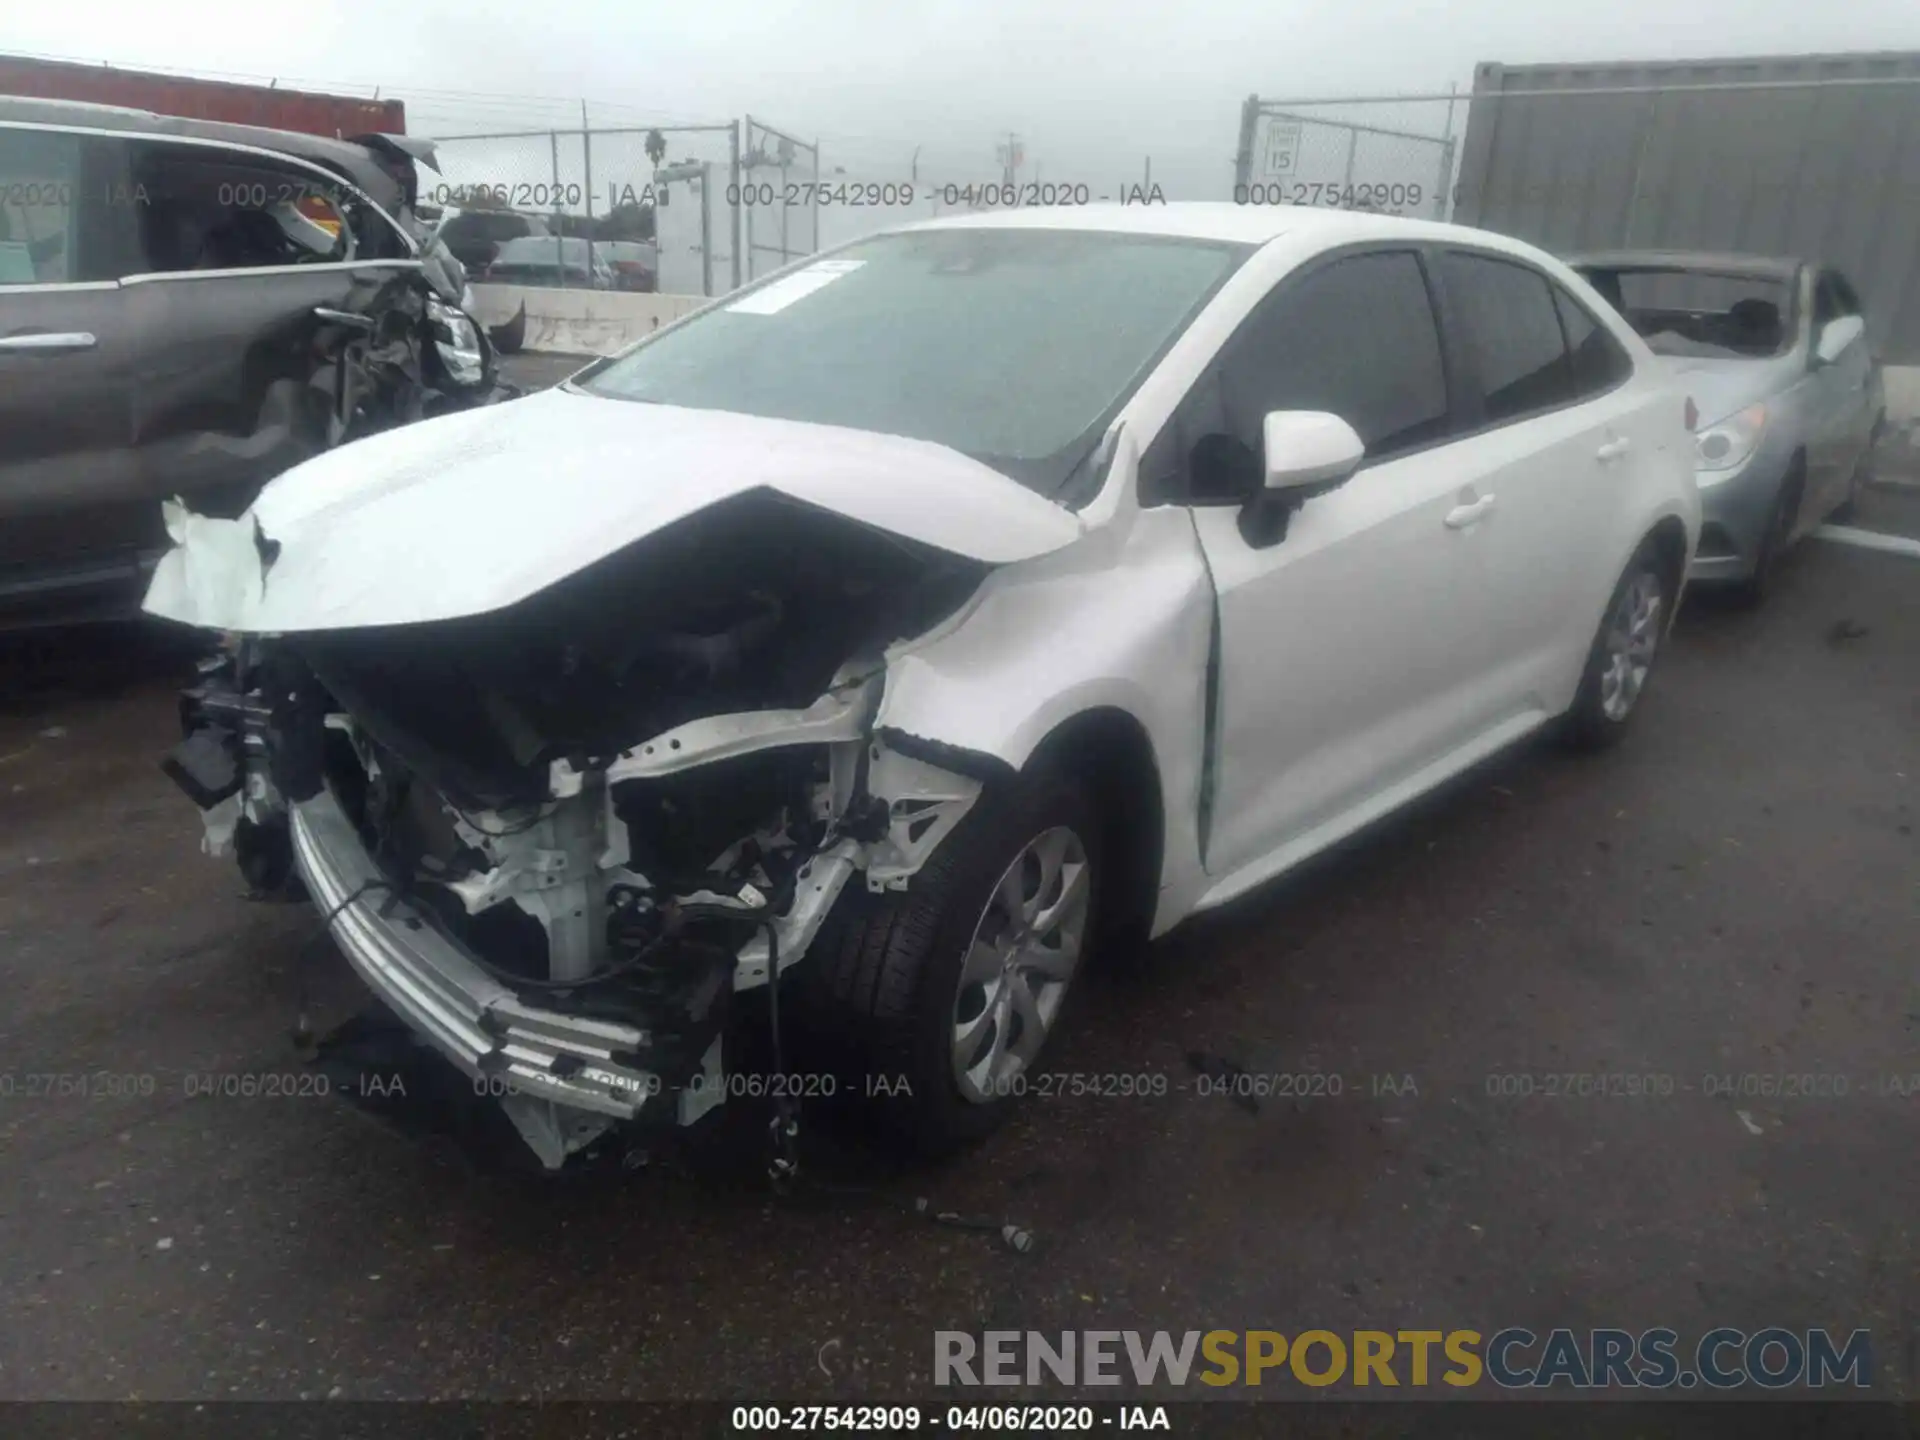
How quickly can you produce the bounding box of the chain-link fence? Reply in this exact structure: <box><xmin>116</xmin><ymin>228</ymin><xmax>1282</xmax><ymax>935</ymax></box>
<box><xmin>425</xmin><ymin>121</ymin><xmax>742</xmax><ymax>297</ymax></box>
<box><xmin>740</xmin><ymin>116</ymin><xmax>819</xmax><ymax>281</ymax></box>
<box><xmin>1233</xmin><ymin>96</ymin><xmax>1456</xmax><ymax>220</ymax></box>
<box><xmin>1238</xmin><ymin>58</ymin><xmax>1920</xmax><ymax>362</ymax></box>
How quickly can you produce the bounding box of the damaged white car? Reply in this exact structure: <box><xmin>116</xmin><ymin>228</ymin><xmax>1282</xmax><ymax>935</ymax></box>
<box><xmin>148</xmin><ymin>207</ymin><xmax>1699</xmax><ymax>1170</ymax></box>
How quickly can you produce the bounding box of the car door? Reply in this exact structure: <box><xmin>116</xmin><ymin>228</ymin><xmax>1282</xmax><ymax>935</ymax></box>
<box><xmin>115</xmin><ymin>135</ymin><xmax>426</xmax><ymax>518</ymax></box>
<box><xmin>1164</xmin><ymin>246</ymin><xmax>1503</xmax><ymax>886</ymax></box>
<box><xmin>1813</xmin><ymin>268</ymin><xmax>1875</xmax><ymax>508</ymax></box>
<box><xmin>1804</xmin><ymin>269</ymin><xmax>1869</xmax><ymax>515</ymax></box>
<box><xmin>1428</xmin><ymin>249</ymin><xmax>1645</xmax><ymax>712</ymax></box>
<box><xmin>0</xmin><ymin>122</ymin><xmax>145</xmax><ymax>615</ymax></box>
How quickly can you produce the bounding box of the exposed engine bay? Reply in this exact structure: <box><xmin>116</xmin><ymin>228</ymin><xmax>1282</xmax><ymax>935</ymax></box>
<box><xmin>162</xmin><ymin>490</ymin><xmax>993</xmax><ymax>1169</ymax></box>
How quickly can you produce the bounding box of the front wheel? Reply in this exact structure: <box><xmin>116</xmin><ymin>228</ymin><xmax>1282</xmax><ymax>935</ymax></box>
<box><xmin>799</xmin><ymin>769</ymin><xmax>1102</xmax><ymax>1155</ymax></box>
<box><xmin>1560</xmin><ymin>545</ymin><xmax>1671</xmax><ymax>751</ymax></box>
<box><xmin>1732</xmin><ymin>468</ymin><xmax>1803</xmax><ymax>608</ymax></box>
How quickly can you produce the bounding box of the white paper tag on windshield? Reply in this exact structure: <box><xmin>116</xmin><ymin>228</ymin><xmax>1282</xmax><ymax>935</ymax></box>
<box><xmin>725</xmin><ymin>258</ymin><xmax>864</xmax><ymax>315</ymax></box>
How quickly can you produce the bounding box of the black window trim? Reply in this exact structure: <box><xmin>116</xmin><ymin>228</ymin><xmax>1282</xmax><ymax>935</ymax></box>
<box><xmin>1140</xmin><ymin>240</ymin><xmax>1460</xmax><ymax>508</ymax></box>
<box><xmin>1547</xmin><ymin>281</ymin><xmax>1636</xmax><ymax>407</ymax></box>
<box><xmin>1428</xmin><ymin>245</ymin><xmax>1635</xmax><ymax>444</ymax></box>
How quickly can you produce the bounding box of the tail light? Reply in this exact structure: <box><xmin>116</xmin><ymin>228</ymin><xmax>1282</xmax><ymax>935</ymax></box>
<box><xmin>1684</xmin><ymin>396</ymin><xmax>1698</xmax><ymax>431</ymax></box>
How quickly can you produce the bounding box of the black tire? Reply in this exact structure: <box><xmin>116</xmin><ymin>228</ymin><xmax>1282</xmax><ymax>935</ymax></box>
<box><xmin>1731</xmin><ymin>467</ymin><xmax>1803</xmax><ymax>608</ymax></box>
<box><xmin>797</xmin><ymin>767</ymin><xmax>1104</xmax><ymax>1156</ymax></box>
<box><xmin>1561</xmin><ymin>541</ymin><xmax>1673</xmax><ymax>752</ymax></box>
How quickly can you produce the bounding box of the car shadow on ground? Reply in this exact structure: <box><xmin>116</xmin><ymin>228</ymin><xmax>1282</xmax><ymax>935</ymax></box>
<box><xmin>0</xmin><ymin>621</ymin><xmax>203</xmax><ymax>720</ymax></box>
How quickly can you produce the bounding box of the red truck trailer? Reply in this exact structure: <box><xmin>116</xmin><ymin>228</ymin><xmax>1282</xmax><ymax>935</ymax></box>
<box><xmin>0</xmin><ymin>53</ymin><xmax>404</xmax><ymax>136</ymax></box>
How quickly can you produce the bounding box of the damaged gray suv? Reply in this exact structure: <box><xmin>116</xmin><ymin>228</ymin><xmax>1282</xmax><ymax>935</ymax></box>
<box><xmin>0</xmin><ymin>98</ymin><xmax>499</xmax><ymax>628</ymax></box>
<box><xmin>150</xmin><ymin>208</ymin><xmax>1698</xmax><ymax>1170</ymax></box>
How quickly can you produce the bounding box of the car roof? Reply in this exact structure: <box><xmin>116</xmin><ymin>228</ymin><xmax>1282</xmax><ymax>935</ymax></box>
<box><xmin>0</xmin><ymin>94</ymin><xmax>409</xmax><ymax>206</ymax></box>
<box><xmin>892</xmin><ymin>202</ymin><xmax>1559</xmax><ymax>257</ymax></box>
<box><xmin>1565</xmin><ymin>249</ymin><xmax>1803</xmax><ymax>280</ymax></box>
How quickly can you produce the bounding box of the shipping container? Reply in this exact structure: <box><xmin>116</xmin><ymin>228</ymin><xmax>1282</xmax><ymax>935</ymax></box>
<box><xmin>0</xmin><ymin>53</ymin><xmax>403</xmax><ymax>139</ymax></box>
<box><xmin>1453</xmin><ymin>51</ymin><xmax>1920</xmax><ymax>362</ymax></box>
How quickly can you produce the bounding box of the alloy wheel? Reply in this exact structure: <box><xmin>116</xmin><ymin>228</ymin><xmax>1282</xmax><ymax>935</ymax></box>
<box><xmin>1598</xmin><ymin>570</ymin><xmax>1663</xmax><ymax>722</ymax></box>
<box><xmin>950</xmin><ymin>826</ymin><xmax>1091</xmax><ymax>1104</ymax></box>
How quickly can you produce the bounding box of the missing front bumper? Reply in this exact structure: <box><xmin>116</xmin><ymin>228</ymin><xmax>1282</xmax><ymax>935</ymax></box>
<box><xmin>291</xmin><ymin>786</ymin><xmax>664</xmax><ymax>1124</ymax></box>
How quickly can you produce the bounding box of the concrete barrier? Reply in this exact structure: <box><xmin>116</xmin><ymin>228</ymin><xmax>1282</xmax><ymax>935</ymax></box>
<box><xmin>468</xmin><ymin>284</ymin><xmax>709</xmax><ymax>358</ymax></box>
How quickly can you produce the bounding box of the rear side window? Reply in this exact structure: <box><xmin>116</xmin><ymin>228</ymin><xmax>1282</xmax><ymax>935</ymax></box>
<box><xmin>0</xmin><ymin>128</ymin><xmax>84</xmax><ymax>284</ymax></box>
<box><xmin>124</xmin><ymin>141</ymin><xmax>407</xmax><ymax>273</ymax></box>
<box><xmin>1441</xmin><ymin>252</ymin><xmax>1577</xmax><ymax>423</ymax></box>
<box><xmin>1220</xmin><ymin>250</ymin><xmax>1450</xmax><ymax>460</ymax></box>
<box><xmin>1552</xmin><ymin>286</ymin><xmax>1633</xmax><ymax>398</ymax></box>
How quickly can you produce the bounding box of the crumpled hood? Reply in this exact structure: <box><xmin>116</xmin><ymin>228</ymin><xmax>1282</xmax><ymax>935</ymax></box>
<box><xmin>1658</xmin><ymin>353</ymin><xmax>1798</xmax><ymax>429</ymax></box>
<box><xmin>142</xmin><ymin>387</ymin><xmax>1085</xmax><ymax>633</ymax></box>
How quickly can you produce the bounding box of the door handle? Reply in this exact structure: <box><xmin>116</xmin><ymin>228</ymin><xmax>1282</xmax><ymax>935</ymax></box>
<box><xmin>312</xmin><ymin>307</ymin><xmax>376</xmax><ymax>331</ymax></box>
<box><xmin>0</xmin><ymin>331</ymin><xmax>97</xmax><ymax>353</ymax></box>
<box><xmin>1595</xmin><ymin>437</ymin><xmax>1632</xmax><ymax>462</ymax></box>
<box><xmin>1444</xmin><ymin>494</ymin><xmax>1497</xmax><ymax>529</ymax></box>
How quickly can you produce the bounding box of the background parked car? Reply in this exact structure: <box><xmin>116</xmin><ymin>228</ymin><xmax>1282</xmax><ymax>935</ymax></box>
<box><xmin>482</xmin><ymin>234</ymin><xmax>616</xmax><ymax>289</ymax></box>
<box><xmin>1570</xmin><ymin>251</ymin><xmax>1883</xmax><ymax>602</ymax></box>
<box><xmin>0</xmin><ymin>96</ymin><xmax>501</xmax><ymax>629</ymax></box>
<box><xmin>601</xmin><ymin>239</ymin><xmax>658</xmax><ymax>291</ymax></box>
<box><xmin>435</xmin><ymin>206</ymin><xmax>551</xmax><ymax>273</ymax></box>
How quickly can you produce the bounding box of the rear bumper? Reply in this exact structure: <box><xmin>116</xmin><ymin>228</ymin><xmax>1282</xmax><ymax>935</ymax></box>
<box><xmin>289</xmin><ymin>787</ymin><xmax>660</xmax><ymax>1121</ymax></box>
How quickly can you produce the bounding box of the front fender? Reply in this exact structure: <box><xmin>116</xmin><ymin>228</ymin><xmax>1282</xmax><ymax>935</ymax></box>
<box><xmin>874</xmin><ymin>505</ymin><xmax>1214</xmax><ymax>933</ymax></box>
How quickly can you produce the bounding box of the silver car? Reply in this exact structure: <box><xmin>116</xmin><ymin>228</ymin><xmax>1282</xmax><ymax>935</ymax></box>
<box><xmin>1571</xmin><ymin>252</ymin><xmax>1882</xmax><ymax>600</ymax></box>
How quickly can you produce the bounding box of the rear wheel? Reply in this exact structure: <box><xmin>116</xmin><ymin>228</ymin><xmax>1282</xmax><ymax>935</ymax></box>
<box><xmin>1561</xmin><ymin>544</ymin><xmax>1671</xmax><ymax>751</ymax></box>
<box><xmin>800</xmin><ymin>769</ymin><xmax>1101</xmax><ymax>1155</ymax></box>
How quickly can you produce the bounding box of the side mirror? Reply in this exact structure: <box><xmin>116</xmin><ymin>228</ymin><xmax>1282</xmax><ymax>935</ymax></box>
<box><xmin>1262</xmin><ymin>410</ymin><xmax>1366</xmax><ymax>492</ymax></box>
<box><xmin>1814</xmin><ymin>314</ymin><xmax>1865</xmax><ymax>367</ymax></box>
<box><xmin>1237</xmin><ymin>411</ymin><xmax>1366</xmax><ymax>549</ymax></box>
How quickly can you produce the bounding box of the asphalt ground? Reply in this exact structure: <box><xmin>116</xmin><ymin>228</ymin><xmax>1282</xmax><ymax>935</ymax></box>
<box><xmin>0</xmin><ymin>402</ymin><xmax>1916</xmax><ymax>1406</ymax></box>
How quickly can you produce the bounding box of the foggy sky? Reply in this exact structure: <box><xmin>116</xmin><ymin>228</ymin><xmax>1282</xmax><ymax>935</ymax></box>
<box><xmin>5</xmin><ymin>1</ymin><xmax>1918</xmax><ymax>196</ymax></box>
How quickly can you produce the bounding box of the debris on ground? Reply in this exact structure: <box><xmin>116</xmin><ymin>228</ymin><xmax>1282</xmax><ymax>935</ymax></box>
<box><xmin>914</xmin><ymin>1197</ymin><xmax>1036</xmax><ymax>1254</ymax></box>
<box><xmin>1186</xmin><ymin>1049</ymin><xmax>1261</xmax><ymax>1113</ymax></box>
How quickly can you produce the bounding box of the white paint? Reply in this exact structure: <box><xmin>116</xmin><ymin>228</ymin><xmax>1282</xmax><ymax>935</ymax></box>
<box><xmin>875</xmin><ymin>207</ymin><xmax>1696</xmax><ymax>937</ymax></box>
<box><xmin>724</xmin><ymin>259</ymin><xmax>863</xmax><ymax>315</ymax></box>
<box><xmin>141</xmin><ymin>387</ymin><xmax>1084</xmax><ymax>632</ymax></box>
<box><xmin>160</xmin><ymin>206</ymin><xmax>1703</xmax><ymax>961</ymax></box>
<box><xmin>1815</xmin><ymin>524</ymin><xmax>1920</xmax><ymax>560</ymax></box>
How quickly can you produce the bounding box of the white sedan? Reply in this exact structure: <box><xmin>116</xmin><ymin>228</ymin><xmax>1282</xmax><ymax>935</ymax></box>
<box><xmin>148</xmin><ymin>204</ymin><xmax>1700</xmax><ymax>1169</ymax></box>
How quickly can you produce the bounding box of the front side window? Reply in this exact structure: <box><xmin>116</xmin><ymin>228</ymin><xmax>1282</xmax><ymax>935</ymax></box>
<box><xmin>1441</xmin><ymin>251</ymin><xmax>1577</xmax><ymax>423</ymax></box>
<box><xmin>1217</xmin><ymin>249</ymin><xmax>1450</xmax><ymax>461</ymax></box>
<box><xmin>580</xmin><ymin>227</ymin><xmax>1249</xmax><ymax>497</ymax></box>
<box><xmin>128</xmin><ymin>141</ymin><xmax>363</xmax><ymax>274</ymax></box>
<box><xmin>1141</xmin><ymin>249</ymin><xmax>1450</xmax><ymax>505</ymax></box>
<box><xmin>1814</xmin><ymin>270</ymin><xmax>1860</xmax><ymax>326</ymax></box>
<box><xmin>0</xmin><ymin>127</ymin><xmax>84</xmax><ymax>285</ymax></box>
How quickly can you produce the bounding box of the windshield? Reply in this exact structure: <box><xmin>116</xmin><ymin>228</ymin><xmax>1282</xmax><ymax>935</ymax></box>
<box><xmin>578</xmin><ymin>228</ymin><xmax>1249</xmax><ymax>496</ymax></box>
<box><xmin>1578</xmin><ymin>265</ymin><xmax>1795</xmax><ymax>360</ymax></box>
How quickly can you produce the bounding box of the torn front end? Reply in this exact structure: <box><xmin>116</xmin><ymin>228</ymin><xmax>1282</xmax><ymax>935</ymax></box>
<box><xmin>161</xmin><ymin>492</ymin><xmax>987</xmax><ymax>1169</ymax></box>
